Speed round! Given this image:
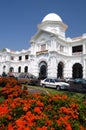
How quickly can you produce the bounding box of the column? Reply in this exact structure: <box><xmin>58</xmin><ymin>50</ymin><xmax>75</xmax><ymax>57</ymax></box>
<box><xmin>48</xmin><ymin>57</ymin><xmax>57</xmax><ymax>78</ymax></box>
<box><xmin>83</xmin><ymin>59</ymin><xmax>86</xmax><ymax>78</ymax></box>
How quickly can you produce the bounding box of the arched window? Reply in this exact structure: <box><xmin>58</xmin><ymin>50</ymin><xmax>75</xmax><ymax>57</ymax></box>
<box><xmin>18</xmin><ymin>66</ymin><xmax>21</xmax><ymax>73</ymax></box>
<box><xmin>24</xmin><ymin>66</ymin><xmax>28</xmax><ymax>73</ymax></box>
<box><xmin>3</xmin><ymin>65</ymin><xmax>6</xmax><ymax>71</ymax></box>
<box><xmin>9</xmin><ymin>67</ymin><xmax>14</xmax><ymax>72</ymax></box>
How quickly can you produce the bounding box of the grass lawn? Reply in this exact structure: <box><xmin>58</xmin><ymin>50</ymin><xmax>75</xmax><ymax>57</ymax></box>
<box><xmin>0</xmin><ymin>81</ymin><xmax>86</xmax><ymax>129</ymax></box>
<box><xmin>27</xmin><ymin>85</ymin><xmax>86</xmax><ymax>101</ymax></box>
<box><xmin>0</xmin><ymin>84</ymin><xmax>86</xmax><ymax>102</ymax></box>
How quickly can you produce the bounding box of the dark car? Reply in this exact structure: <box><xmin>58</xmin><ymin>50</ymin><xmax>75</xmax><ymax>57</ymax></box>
<box><xmin>81</xmin><ymin>79</ymin><xmax>86</xmax><ymax>88</ymax></box>
<box><xmin>73</xmin><ymin>78</ymin><xmax>83</xmax><ymax>84</ymax></box>
<box><xmin>18</xmin><ymin>73</ymin><xmax>39</xmax><ymax>85</ymax></box>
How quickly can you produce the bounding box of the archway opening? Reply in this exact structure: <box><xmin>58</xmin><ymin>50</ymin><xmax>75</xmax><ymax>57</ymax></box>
<box><xmin>8</xmin><ymin>67</ymin><xmax>14</xmax><ymax>77</ymax></box>
<box><xmin>57</xmin><ymin>62</ymin><xmax>64</xmax><ymax>79</ymax></box>
<box><xmin>9</xmin><ymin>67</ymin><xmax>14</xmax><ymax>72</ymax></box>
<box><xmin>2</xmin><ymin>65</ymin><xmax>7</xmax><ymax>77</ymax></box>
<box><xmin>39</xmin><ymin>61</ymin><xmax>47</xmax><ymax>79</ymax></box>
<box><xmin>72</xmin><ymin>63</ymin><xmax>83</xmax><ymax>78</ymax></box>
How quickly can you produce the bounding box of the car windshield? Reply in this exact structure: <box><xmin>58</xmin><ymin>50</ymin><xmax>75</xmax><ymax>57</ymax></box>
<box><xmin>45</xmin><ymin>79</ymin><xmax>49</xmax><ymax>82</ymax></box>
<box><xmin>18</xmin><ymin>73</ymin><xmax>36</xmax><ymax>79</ymax></box>
<box><xmin>50</xmin><ymin>79</ymin><xmax>55</xmax><ymax>83</ymax></box>
<box><xmin>54</xmin><ymin>79</ymin><xmax>58</xmax><ymax>82</ymax></box>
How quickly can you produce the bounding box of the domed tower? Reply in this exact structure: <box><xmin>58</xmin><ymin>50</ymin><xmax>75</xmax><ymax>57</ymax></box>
<box><xmin>30</xmin><ymin>13</ymin><xmax>69</xmax><ymax>78</ymax></box>
<box><xmin>38</xmin><ymin>13</ymin><xmax>68</xmax><ymax>37</ymax></box>
<box><xmin>42</xmin><ymin>13</ymin><xmax>62</xmax><ymax>22</ymax></box>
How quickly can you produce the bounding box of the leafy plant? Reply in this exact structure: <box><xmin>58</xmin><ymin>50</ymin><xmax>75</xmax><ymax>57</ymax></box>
<box><xmin>0</xmin><ymin>77</ymin><xmax>86</xmax><ymax>130</ymax></box>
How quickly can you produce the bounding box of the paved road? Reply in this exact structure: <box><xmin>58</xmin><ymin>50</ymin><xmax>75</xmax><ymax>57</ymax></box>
<box><xmin>22</xmin><ymin>85</ymin><xmax>49</xmax><ymax>94</ymax></box>
<box><xmin>68</xmin><ymin>82</ymin><xmax>86</xmax><ymax>93</ymax></box>
<box><xmin>22</xmin><ymin>83</ymin><xmax>86</xmax><ymax>94</ymax></box>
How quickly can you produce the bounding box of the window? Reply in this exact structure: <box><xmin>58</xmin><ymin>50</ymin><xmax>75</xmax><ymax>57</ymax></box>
<box><xmin>50</xmin><ymin>79</ymin><xmax>55</xmax><ymax>83</ymax></box>
<box><xmin>18</xmin><ymin>66</ymin><xmax>21</xmax><ymax>73</ymax></box>
<box><xmin>72</xmin><ymin>45</ymin><xmax>82</xmax><ymax>53</ymax></box>
<box><xmin>45</xmin><ymin>79</ymin><xmax>49</xmax><ymax>82</ymax></box>
<box><xmin>11</xmin><ymin>56</ymin><xmax>14</xmax><ymax>60</ymax></box>
<box><xmin>19</xmin><ymin>56</ymin><xmax>22</xmax><ymax>61</ymax></box>
<box><xmin>60</xmin><ymin>45</ymin><xmax>64</xmax><ymax>52</ymax></box>
<box><xmin>3</xmin><ymin>65</ymin><xmax>6</xmax><ymax>69</ymax></box>
<box><xmin>3</xmin><ymin>65</ymin><xmax>6</xmax><ymax>72</ymax></box>
<box><xmin>9</xmin><ymin>67</ymin><xmax>14</xmax><ymax>72</ymax></box>
<box><xmin>25</xmin><ymin>55</ymin><xmax>28</xmax><ymax>60</ymax></box>
<box><xmin>24</xmin><ymin>66</ymin><xmax>28</xmax><ymax>73</ymax></box>
<box><xmin>41</xmin><ymin>44</ymin><xmax>46</xmax><ymax>51</ymax></box>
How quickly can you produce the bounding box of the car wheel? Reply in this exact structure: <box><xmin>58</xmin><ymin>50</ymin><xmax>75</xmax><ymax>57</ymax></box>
<box><xmin>42</xmin><ymin>84</ymin><xmax>46</xmax><ymax>88</ymax></box>
<box><xmin>56</xmin><ymin>85</ymin><xmax>60</xmax><ymax>90</ymax></box>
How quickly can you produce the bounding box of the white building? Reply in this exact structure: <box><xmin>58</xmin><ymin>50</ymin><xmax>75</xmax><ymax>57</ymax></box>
<box><xmin>0</xmin><ymin>13</ymin><xmax>86</xmax><ymax>79</ymax></box>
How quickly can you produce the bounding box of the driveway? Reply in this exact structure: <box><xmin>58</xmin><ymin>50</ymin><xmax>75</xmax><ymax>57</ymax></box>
<box><xmin>68</xmin><ymin>82</ymin><xmax>86</xmax><ymax>93</ymax></box>
<box><xmin>22</xmin><ymin>85</ymin><xmax>49</xmax><ymax>94</ymax></box>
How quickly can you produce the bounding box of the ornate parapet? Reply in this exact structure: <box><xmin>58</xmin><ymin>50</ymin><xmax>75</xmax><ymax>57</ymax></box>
<box><xmin>36</xmin><ymin>50</ymin><xmax>48</xmax><ymax>55</ymax></box>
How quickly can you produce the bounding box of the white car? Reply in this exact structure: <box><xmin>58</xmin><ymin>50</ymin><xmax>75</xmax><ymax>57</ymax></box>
<box><xmin>40</xmin><ymin>78</ymin><xmax>70</xmax><ymax>90</ymax></box>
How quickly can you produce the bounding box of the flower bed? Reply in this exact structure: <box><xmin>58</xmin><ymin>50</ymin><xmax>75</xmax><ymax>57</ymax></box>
<box><xmin>0</xmin><ymin>77</ymin><xmax>86</xmax><ymax>130</ymax></box>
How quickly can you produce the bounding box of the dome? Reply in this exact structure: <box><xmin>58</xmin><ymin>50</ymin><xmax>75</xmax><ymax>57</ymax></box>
<box><xmin>42</xmin><ymin>13</ymin><xmax>62</xmax><ymax>22</ymax></box>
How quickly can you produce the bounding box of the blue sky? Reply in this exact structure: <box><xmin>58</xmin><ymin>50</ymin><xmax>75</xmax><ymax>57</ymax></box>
<box><xmin>0</xmin><ymin>0</ymin><xmax>86</xmax><ymax>51</ymax></box>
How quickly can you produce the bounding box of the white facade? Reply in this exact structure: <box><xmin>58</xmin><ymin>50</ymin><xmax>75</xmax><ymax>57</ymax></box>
<box><xmin>0</xmin><ymin>13</ymin><xmax>86</xmax><ymax>79</ymax></box>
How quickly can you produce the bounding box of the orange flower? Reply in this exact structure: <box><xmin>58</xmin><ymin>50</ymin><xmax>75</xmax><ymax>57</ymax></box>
<box><xmin>0</xmin><ymin>77</ymin><xmax>86</xmax><ymax>130</ymax></box>
<box><xmin>16</xmin><ymin>119</ymin><xmax>26</xmax><ymax>127</ymax></box>
<box><xmin>8</xmin><ymin>123</ymin><xmax>14</xmax><ymax>130</ymax></box>
<box><xmin>23</xmin><ymin>103</ymin><xmax>30</xmax><ymax>111</ymax></box>
<box><xmin>34</xmin><ymin>107</ymin><xmax>41</xmax><ymax>113</ymax></box>
<box><xmin>65</xmin><ymin>123</ymin><xmax>72</xmax><ymax>130</ymax></box>
<box><xmin>7</xmin><ymin>115</ymin><xmax>12</xmax><ymax>120</ymax></box>
<box><xmin>61</xmin><ymin>95</ymin><xmax>68</xmax><ymax>100</ymax></box>
<box><xmin>80</xmin><ymin>125</ymin><xmax>85</xmax><ymax>130</ymax></box>
<box><xmin>59</xmin><ymin>106</ymin><xmax>78</xmax><ymax>119</ymax></box>
<box><xmin>56</xmin><ymin>116</ymin><xmax>69</xmax><ymax>126</ymax></box>
<box><xmin>23</xmin><ymin>127</ymin><xmax>31</xmax><ymax>130</ymax></box>
<box><xmin>56</xmin><ymin>116</ymin><xmax>72</xmax><ymax>130</ymax></box>
<box><xmin>36</xmin><ymin>126</ymin><xmax>47</xmax><ymax>130</ymax></box>
<box><xmin>0</xmin><ymin>106</ymin><xmax>9</xmax><ymax>118</ymax></box>
<box><xmin>36</xmin><ymin>100</ymin><xmax>44</xmax><ymax>107</ymax></box>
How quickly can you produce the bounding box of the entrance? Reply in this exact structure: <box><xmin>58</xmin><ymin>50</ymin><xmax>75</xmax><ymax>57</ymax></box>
<box><xmin>57</xmin><ymin>62</ymin><xmax>64</xmax><ymax>79</ymax></box>
<box><xmin>72</xmin><ymin>63</ymin><xmax>83</xmax><ymax>78</ymax></box>
<box><xmin>39</xmin><ymin>61</ymin><xmax>47</xmax><ymax>79</ymax></box>
<box><xmin>9</xmin><ymin>67</ymin><xmax>14</xmax><ymax>72</ymax></box>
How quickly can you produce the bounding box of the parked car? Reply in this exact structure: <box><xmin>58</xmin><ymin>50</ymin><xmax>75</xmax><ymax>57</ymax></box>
<box><xmin>81</xmin><ymin>79</ymin><xmax>86</xmax><ymax>88</ymax></box>
<box><xmin>18</xmin><ymin>73</ymin><xmax>39</xmax><ymax>85</ymax></box>
<box><xmin>73</xmin><ymin>78</ymin><xmax>86</xmax><ymax>85</ymax></box>
<box><xmin>65</xmin><ymin>78</ymin><xmax>75</xmax><ymax>83</ymax></box>
<box><xmin>40</xmin><ymin>78</ymin><xmax>70</xmax><ymax>90</ymax></box>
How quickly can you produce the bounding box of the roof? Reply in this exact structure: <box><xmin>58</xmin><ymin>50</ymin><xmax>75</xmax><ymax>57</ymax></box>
<box><xmin>42</xmin><ymin>13</ymin><xmax>62</xmax><ymax>22</ymax></box>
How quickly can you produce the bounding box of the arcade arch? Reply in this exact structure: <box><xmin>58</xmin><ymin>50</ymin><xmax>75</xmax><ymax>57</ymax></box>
<box><xmin>9</xmin><ymin>67</ymin><xmax>14</xmax><ymax>72</ymax></box>
<box><xmin>39</xmin><ymin>61</ymin><xmax>47</xmax><ymax>79</ymax></box>
<box><xmin>57</xmin><ymin>62</ymin><xmax>64</xmax><ymax>79</ymax></box>
<box><xmin>72</xmin><ymin>63</ymin><xmax>83</xmax><ymax>78</ymax></box>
